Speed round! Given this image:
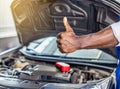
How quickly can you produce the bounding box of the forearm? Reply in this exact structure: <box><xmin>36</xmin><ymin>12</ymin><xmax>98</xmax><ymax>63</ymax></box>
<box><xmin>78</xmin><ymin>26</ymin><xmax>119</xmax><ymax>49</ymax></box>
<box><xmin>57</xmin><ymin>17</ymin><xmax>119</xmax><ymax>53</ymax></box>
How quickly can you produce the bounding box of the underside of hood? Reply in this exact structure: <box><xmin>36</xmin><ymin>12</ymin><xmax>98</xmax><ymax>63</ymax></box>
<box><xmin>11</xmin><ymin>0</ymin><xmax>120</xmax><ymax>57</ymax></box>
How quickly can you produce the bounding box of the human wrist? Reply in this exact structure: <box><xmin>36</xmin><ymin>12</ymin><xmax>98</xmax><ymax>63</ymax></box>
<box><xmin>75</xmin><ymin>36</ymin><xmax>85</xmax><ymax>49</ymax></box>
<box><xmin>76</xmin><ymin>35</ymin><xmax>91</xmax><ymax>49</ymax></box>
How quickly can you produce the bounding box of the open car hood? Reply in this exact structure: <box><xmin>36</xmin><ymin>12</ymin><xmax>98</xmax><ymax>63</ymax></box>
<box><xmin>11</xmin><ymin>0</ymin><xmax>120</xmax><ymax>57</ymax></box>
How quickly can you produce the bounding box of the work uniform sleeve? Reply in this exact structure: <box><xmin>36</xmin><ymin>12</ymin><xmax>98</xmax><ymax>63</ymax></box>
<box><xmin>111</xmin><ymin>21</ymin><xmax>120</xmax><ymax>43</ymax></box>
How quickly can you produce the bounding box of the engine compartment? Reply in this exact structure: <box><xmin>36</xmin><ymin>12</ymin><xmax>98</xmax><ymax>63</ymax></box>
<box><xmin>0</xmin><ymin>52</ymin><xmax>112</xmax><ymax>85</ymax></box>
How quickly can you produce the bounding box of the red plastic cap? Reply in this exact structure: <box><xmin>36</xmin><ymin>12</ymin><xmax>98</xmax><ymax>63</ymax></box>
<box><xmin>56</xmin><ymin>62</ymin><xmax>70</xmax><ymax>72</ymax></box>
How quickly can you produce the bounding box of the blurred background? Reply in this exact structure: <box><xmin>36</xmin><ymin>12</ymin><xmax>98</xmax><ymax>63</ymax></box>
<box><xmin>0</xmin><ymin>0</ymin><xmax>20</xmax><ymax>53</ymax></box>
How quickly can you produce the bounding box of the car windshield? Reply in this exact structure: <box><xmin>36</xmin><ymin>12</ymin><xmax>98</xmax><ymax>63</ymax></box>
<box><xmin>0</xmin><ymin>0</ymin><xmax>117</xmax><ymax>61</ymax></box>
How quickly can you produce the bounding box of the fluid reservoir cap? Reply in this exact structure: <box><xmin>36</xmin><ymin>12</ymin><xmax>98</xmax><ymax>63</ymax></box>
<box><xmin>56</xmin><ymin>62</ymin><xmax>70</xmax><ymax>72</ymax></box>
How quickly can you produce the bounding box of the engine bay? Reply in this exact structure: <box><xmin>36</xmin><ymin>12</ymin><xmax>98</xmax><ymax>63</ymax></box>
<box><xmin>0</xmin><ymin>52</ymin><xmax>112</xmax><ymax>85</ymax></box>
<box><xmin>0</xmin><ymin>0</ymin><xmax>119</xmax><ymax>88</ymax></box>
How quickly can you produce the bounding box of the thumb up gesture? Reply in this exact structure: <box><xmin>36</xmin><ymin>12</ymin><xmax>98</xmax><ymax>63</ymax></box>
<box><xmin>57</xmin><ymin>17</ymin><xmax>80</xmax><ymax>53</ymax></box>
<box><xmin>63</xmin><ymin>17</ymin><xmax>74</xmax><ymax>32</ymax></box>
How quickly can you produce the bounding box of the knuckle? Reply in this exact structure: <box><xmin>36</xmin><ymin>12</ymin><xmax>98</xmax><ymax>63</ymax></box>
<box><xmin>57</xmin><ymin>32</ymin><xmax>63</xmax><ymax>38</ymax></box>
<box><xmin>63</xmin><ymin>49</ymin><xmax>68</xmax><ymax>53</ymax></box>
<box><xmin>58</xmin><ymin>48</ymin><xmax>64</xmax><ymax>53</ymax></box>
<box><xmin>60</xmin><ymin>40</ymin><xmax>65</xmax><ymax>45</ymax></box>
<box><xmin>58</xmin><ymin>45</ymin><xmax>68</xmax><ymax>53</ymax></box>
<box><xmin>61</xmin><ymin>33</ymin><xmax>65</xmax><ymax>38</ymax></box>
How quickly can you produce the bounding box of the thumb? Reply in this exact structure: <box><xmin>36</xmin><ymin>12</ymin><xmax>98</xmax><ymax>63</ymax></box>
<box><xmin>63</xmin><ymin>17</ymin><xmax>74</xmax><ymax>32</ymax></box>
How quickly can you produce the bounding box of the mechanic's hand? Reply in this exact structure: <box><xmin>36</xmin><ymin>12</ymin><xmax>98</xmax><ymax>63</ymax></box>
<box><xmin>57</xmin><ymin>17</ymin><xmax>80</xmax><ymax>53</ymax></box>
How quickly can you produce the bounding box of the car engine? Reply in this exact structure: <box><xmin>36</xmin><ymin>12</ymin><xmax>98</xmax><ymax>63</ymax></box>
<box><xmin>0</xmin><ymin>52</ymin><xmax>112</xmax><ymax>85</ymax></box>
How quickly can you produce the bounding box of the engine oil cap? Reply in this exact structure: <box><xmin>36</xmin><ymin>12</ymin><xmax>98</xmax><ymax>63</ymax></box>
<box><xmin>56</xmin><ymin>62</ymin><xmax>70</xmax><ymax>72</ymax></box>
